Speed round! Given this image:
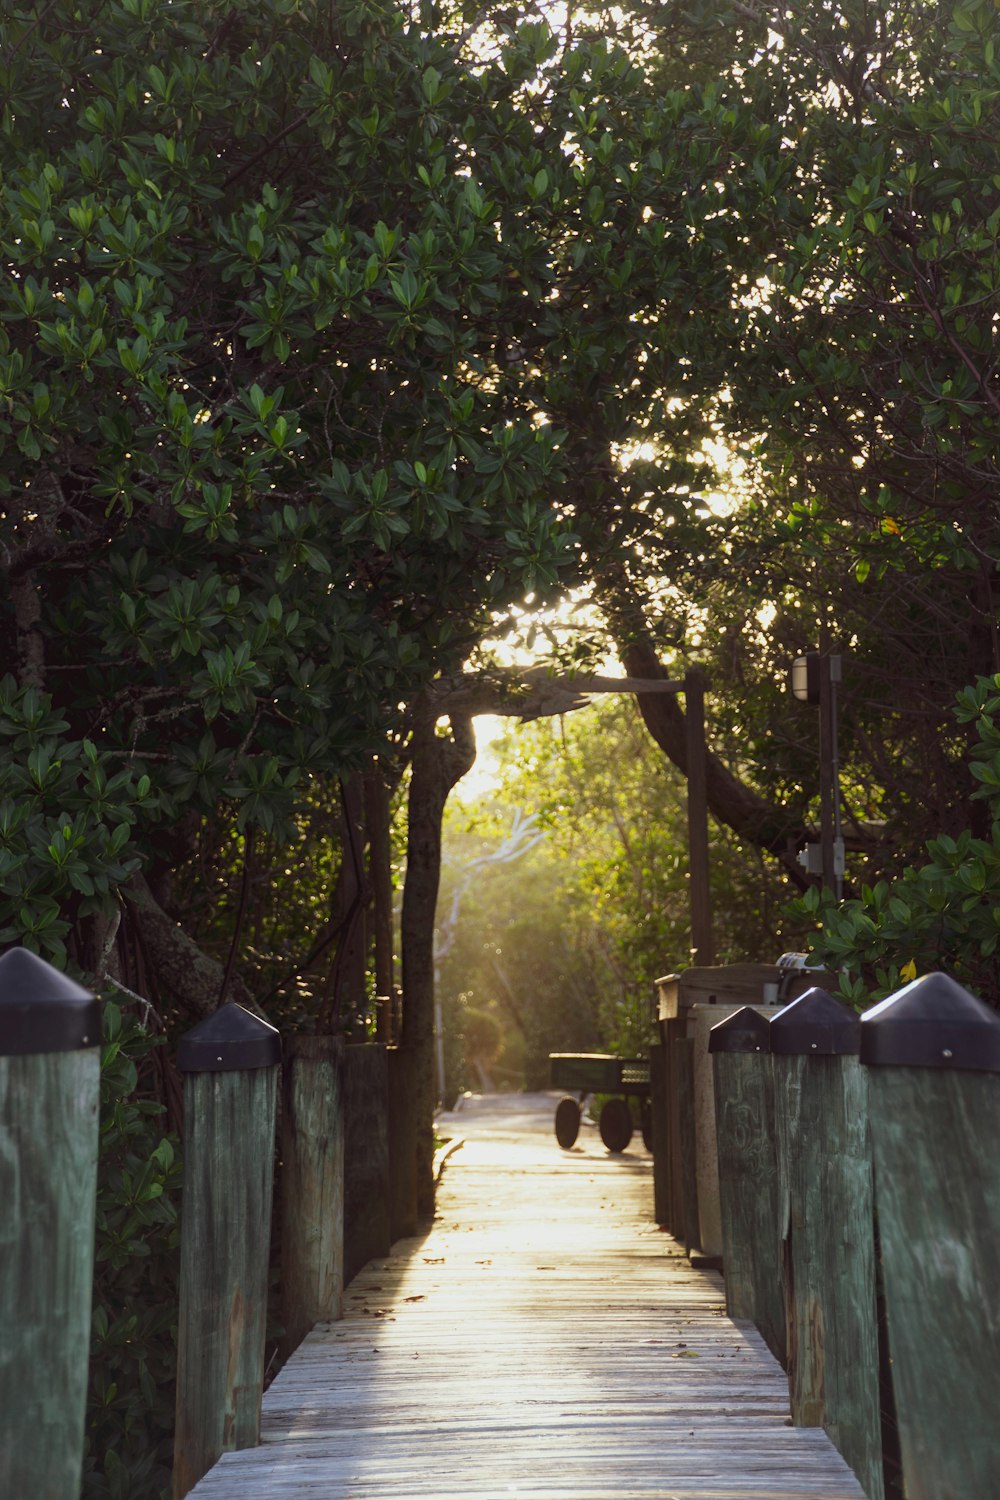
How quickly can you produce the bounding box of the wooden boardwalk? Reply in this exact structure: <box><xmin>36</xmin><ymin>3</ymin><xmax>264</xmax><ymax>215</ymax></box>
<box><xmin>188</xmin><ymin>1093</ymin><xmax>868</xmax><ymax>1499</ymax></box>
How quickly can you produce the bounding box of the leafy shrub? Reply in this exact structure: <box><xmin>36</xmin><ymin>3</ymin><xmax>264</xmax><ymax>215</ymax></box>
<box><xmin>83</xmin><ymin>998</ymin><xmax>182</xmax><ymax>1500</ymax></box>
<box><xmin>791</xmin><ymin>675</ymin><xmax>1000</xmax><ymax>1007</ymax></box>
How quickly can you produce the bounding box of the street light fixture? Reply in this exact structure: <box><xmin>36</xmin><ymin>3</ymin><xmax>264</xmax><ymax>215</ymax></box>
<box><xmin>790</xmin><ymin>651</ymin><xmax>821</xmax><ymax>705</ymax></box>
<box><xmin>791</xmin><ymin>646</ymin><xmax>844</xmax><ymax>898</ymax></box>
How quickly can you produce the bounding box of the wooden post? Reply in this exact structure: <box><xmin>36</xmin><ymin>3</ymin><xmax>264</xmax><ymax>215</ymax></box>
<box><xmin>343</xmin><ymin>1042</ymin><xmax>391</xmax><ymax>1286</ymax></box>
<box><xmin>861</xmin><ymin>972</ymin><xmax>1000</xmax><ymax>1500</ymax></box>
<box><xmin>173</xmin><ymin>1002</ymin><xmax>281</xmax><ymax>1499</ymax></box>
<box><xmin>684</xmin><ymin>668</ymin><xmax>714</xmax><ymax>966</ymax></box>
<box><xmin>279</xmin><ymin>1035</ymin><xmax>344</xmax><ymax>1364</ymax></box>
<box><xmin>387</xmin><ymin>1045</ymin><xmax>419</xmax><ymax>1240</ymax></box>
<box><xmin>0</xmin><ymin>948</ymin><xmax>101</xmax><ymax>1500</ymax></box>
<box><xmin>771</xmin><ymin>989</ymin><xmax>884</xmax><ymax>1500</ymax></box>
<box><xmin>675</xmin><ymin>1035</ymin><xmax>700</xmax><ymax>1257</ymax></box>
<box><xmin>709</xmin><ymin>1007</ymin><xmax>786</xmax><ymax>1366</ymax></box>
<box><xmin>666</xmin><ymin>1017</ymin><xmax>688</xmax><ymax>1238</ymax></box>
<box><xmin>648</xmin><ymin>1041</ymin><xmax>670</xmax><ymax>1225</ymax></box>
<box><xmin>688</xmin><ymin>999</ymin><xmax>753</xmax><ymax>1264</ymax></box>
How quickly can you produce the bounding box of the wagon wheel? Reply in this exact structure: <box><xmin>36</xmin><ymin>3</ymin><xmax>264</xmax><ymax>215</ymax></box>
<box><xmin>641</xmin><ymin>1099</ymin><xmax>653</xmax><ymax>1153</ymax></box>
<box><xmin>599</xmin><ymin>1097</ymin><xmax>633</xmax><ymax>1153</ymax></box>
<box><xmin>554</xmin><ymin>1096</ymin><xmax>581</xmax><ymax>1149</ymax></box>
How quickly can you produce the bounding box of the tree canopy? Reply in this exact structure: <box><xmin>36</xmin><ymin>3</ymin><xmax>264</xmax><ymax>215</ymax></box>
<box><xmin>6</xmin><ymin>0</ymin><xmax>999</xmax><ymax>1007</ymax></box>
<box><xmin>0</xmin><ymin>0</ymin><xmax>578</xmax><ymax>996</ymax></box>
<box><xmin>6</xmin><ymin>4</ymin><xmax>1000</xmax><ymax>1492</ymax></box>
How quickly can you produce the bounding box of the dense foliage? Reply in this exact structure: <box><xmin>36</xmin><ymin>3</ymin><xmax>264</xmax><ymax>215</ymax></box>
<box><xmin>3</xmin><ymin>0</ymin><xmax>1000</xmax><ymax>1492</ymax></box>
<box><xmin>795</xmin><ymin>676</ymin><xmax>1000</xmax><ymax>1006</ymax></box>
<box><xmin>0</xmin><ymin>0</ymin><xmax>575</xmax><ymax>997</ymax></box>
<box><xmin>633</xmin><ymin>0</ymin><xmax>1000</xmax><ymax>870</ymax></box>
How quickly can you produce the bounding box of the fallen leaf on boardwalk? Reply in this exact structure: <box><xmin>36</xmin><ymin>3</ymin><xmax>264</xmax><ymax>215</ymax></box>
<box><xmin>672</xmin><ymin>1350</ymin><xmax>699</xmax><ymax>1358</ymax></box>
<box><xmin>423</xmin><ymin>1257</ymin><xmax>446</xmax><ymax>1264</ymax></box>
<box><xmin>403</xmin><ymin>1294</ymin><xmax>426</xmax><ymax>1303</ymax></box>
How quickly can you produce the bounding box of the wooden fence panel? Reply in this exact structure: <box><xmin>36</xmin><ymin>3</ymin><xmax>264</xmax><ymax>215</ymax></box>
<box><xmin>387</xmin><ymin>1045</ymin><xmax>419</xmax><ymax>1241</ymax></box>
<box><xmin>343</xmin><ymin>1043</ymin><xmax>390</xmax><ymax>1285</ymax></box>
<box><xmin>173</xmin><ymin>1004</ymin><xmax>281</xmax><ymax>1499</ymax></box>
<box><xmin>862</xmin><ymin>972</ymin><xmax>1000</xmax><ymax>1500</ymax></box>
<box><xmin>0</xmin><ymin>950</ymin><xmax>101</xmax><ymax>1500</ymax></box>
<box><xmin>772</xmin><ymin>992</ymin><xmax>884</xmax><ymax>1500</ymax></box>
<box><xmin>280</xmin><ymin>1035</ymin><xmax>345</xmax><ymax>1362</ymax></box>
<box><xmin>709</xmin><ymin>1007</ymin><xmax>785</xmax><ymax>1366</ymax></box>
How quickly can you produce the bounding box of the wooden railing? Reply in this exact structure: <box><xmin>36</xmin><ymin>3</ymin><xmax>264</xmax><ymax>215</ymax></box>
<box><xmin>12</xmin><ymin>940</ymin><xmax>994</xmax><ymax>1500</ymax></box>
<box><xmin>0</xmin><ymin>948</ymin><xmax>419</xmax><ymax>1500</ymax></box>
<box><xmin>0</xmin><ymin>947</ymin><xmax>102</xmax><ymax>1500</ymax></box>
<box><xmin>709</xmin><ymin>973</ymin><xmax>1000</xmax><ymax>1500</ymax></box>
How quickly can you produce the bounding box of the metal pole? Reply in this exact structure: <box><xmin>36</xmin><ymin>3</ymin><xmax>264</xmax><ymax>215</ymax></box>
<box><xmin>684</xmin><ymin>668</ymin><xmax>714</xmax><ymax>965</ymax></box>
<box><xmin>818</xmin><ymin>635</ymin><xmax>836</xmax><ymax>893</ymax></box>
<box><xmin>830</xmin><ymin>653</ymin><xmax>844</xmax><ymax>899</ymax></box>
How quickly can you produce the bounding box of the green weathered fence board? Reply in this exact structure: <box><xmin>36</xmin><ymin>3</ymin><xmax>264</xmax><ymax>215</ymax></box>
<box><xmin>676</xmin><ymin>1036</ymin><xmax>700</xmax><ymax>1256</ymax></box>
<box><xmin>868</xmin><ymin>1066</ymin><xmax>1000</xmax><ymax>1500</ymax></box>
<box><xmin>649</xmin><ymin>1042</ymin><xmax>670</xmax><ymax>1225</ymax></box>
<box><xmin>665</xmin><ymin>1019</ymin><xmax>687</xmax><ymax>1241</ymax></box>
<box><xmin>387</xmin><ymin>1045</ymin><xmax>419</xmax><ymax>1241</ymax></box>
<box><xmin>173</xmin><ymin>1066</ymin><xmax>279</xmax><ymax>1499</ymax></box>
<box><xmin>0</xmin><ymin>1050</ymin><xmax>100</xmax><ymax>1500</ymax></box>
<box><xmin>343</xmin><ymin>1044</ymin><xmax>390</xmax><ymax>1285</ymax></box>
<box><xmin>774</xmin><ymin>1054</ymin><xmax>884</xmax><ymax>1500</ymax></box>
<box><xmin>280</xmin><ymin>1036</ymin><xmax>344</xmax><ymax>1363</ymax></box>
<box><xmin>713</xmin><ymin>1050</ymin><xmax>786</xmax><ymax>1366</ymax></box>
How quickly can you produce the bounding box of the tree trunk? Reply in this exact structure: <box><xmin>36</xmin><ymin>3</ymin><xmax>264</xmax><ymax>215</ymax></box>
<box><xmin>400</xmin><ymin>706</ymin><xmax>476</xmax><ymax>1217</ymax></box>
<box><xmin>625</xmin><ymin>638</ymin><xmax>810</xmax><ymax>844</ymax></box>
<box><xmin>124</xmin><ymin>873</ymin><xmax>259</xmax><ymax>1019</ymax></box>
<box><xmin>317</xmin><ymin>775</ymin><xmax>369</xmax><ymax>1033</ymax></box>
<box><xmin>364</xmin><ymin>759</ymin><xmax>395</xmax><ymax>1042</ymax></box>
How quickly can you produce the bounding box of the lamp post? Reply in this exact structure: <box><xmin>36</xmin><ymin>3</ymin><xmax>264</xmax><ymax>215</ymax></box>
<box><xmin>790</xmin><ymin>646</ymin><xmax>843</xmax><ymax>899</ymax></box>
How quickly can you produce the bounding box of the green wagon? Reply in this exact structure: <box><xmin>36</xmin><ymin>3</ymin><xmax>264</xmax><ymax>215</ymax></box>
<box><xmin>548</xmin><ymin>1053</ymin><xmax>652</xmax><ymax>1154</ymax></box>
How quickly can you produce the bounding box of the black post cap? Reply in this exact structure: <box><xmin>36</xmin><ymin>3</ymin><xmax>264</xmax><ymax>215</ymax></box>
<box><xmin>860</xmin><ymin>971</ymin><xmax>1000</xmax><ymax>1072</ymax></box>
<box><xmin>0</xmin><ymin>946</ymin><xmax>101</xmax><ymax>1057</ymax></box>
<box><xmin>770</xmin><ymin>986</ymin><xmax>861</xmax><ymax>1057</ymax></box>
<box><xmin>177</xmin><ymin>1001</ymin><xmax>281</xmax><ymax>1073</ymax></box>
<box><xmin>708</xmin><ymin>1005</ymin><xmax>771</xmax><ymax>1054</ymax></box>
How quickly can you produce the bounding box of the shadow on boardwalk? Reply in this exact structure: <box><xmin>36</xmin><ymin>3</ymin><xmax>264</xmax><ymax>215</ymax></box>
<box><xmin>189</xmin><ymin>1092</ymin><xmax>866</xmax><ymax>1499</ymax></box>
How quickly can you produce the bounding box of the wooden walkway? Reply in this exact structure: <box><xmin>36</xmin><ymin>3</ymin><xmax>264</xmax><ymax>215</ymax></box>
<box><xmin>189</xmin><ymin>1093</ymin><xmax>868</xmax><ymax>1499</ymax></box>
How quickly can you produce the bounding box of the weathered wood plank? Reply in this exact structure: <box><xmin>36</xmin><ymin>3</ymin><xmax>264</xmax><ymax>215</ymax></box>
<box><xmin>773</xmin><ymin>1054</ymin><xmax>884</xmax><ymax>1500</ymax></box>
<box><xmin>648</xmin><ymin>1040</ymin><xmax>669</xmax><ymax>1224</ymax></box>
<box><xmin>279</xmin><ymin>1035</ymin><xmax>344</xmax><ymax>1362</ymax></box>
<box><xmin>713</xmin><ymin>1049</ymin><xmax>786</xmax><ymax>1366</ymax></box>
<box><xmin>173</xmin><ymin>1064</ymin><xmax>279</xmax><ymax>1498</ymax></box>
<box><xmin>666</xmin><ymin>1016</ymin><xmax>687</xmax><ymax>1235</ymax></box>
<box><xmin>676</xmin><ymin>1035</ymin><xmax>701</xmax><ymax>1255</ymax></box>
<box><xmin>0</xmin><ymin>1049</ymin><xmax>100</xmax><ymax>1500</ymax></box>
<box><xmin>188</xmin><ymin>1092</ymin><xmax>866</xmax><ymax>1500</ymax></box>
<box><xmin>867</xmin><ymin>1065</ymin><xmax>1000</xmax><ymax>1500</ymax></box>
<box><xmin>343</xmin><ymin>1043</ymin><xmax>391</xmax><ymax>1285</ymax></box>
<box><xmin>386</xmin><ymin>1044</ymin><xmax>419</xmax><ymax>1240</ymax></box>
